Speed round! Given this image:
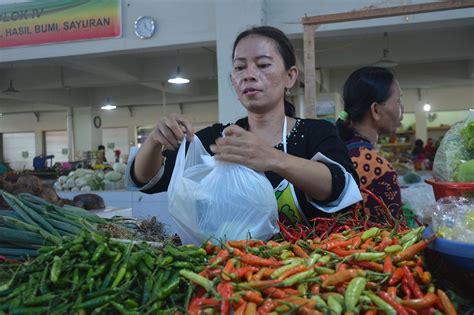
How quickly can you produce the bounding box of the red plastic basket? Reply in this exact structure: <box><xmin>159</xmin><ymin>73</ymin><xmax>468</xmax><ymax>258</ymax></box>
<box><xmin>425</xmin><ymin>178</ymin><xmax>474</xmax><ymax>200</ymax></box>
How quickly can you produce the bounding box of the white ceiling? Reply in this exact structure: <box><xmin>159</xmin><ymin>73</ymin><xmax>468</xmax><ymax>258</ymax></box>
<box><xmin>0</xmin><ymin>19</ymin><xmax>473</xmax><ymax>113</ymax></box>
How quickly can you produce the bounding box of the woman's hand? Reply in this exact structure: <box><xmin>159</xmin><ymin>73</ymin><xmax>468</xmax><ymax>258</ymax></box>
<box><xmin>149</xmin><ymin>113</ymin><xmax>194</xmax><ymax>150</ymax></box>
<box><xmin>210</xmin><ymin>124</ymin><xmax>283</xmax><ymax>172</ymax></box>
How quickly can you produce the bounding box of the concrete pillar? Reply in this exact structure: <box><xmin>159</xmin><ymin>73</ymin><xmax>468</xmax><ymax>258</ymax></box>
<box><xmin>34</xmin><ymin>130</ymin><xmax>43</xmax><ymax>157</ymax></box>
<box><xmin>67</xmin><ymin>108</ymin><xmax>75</xmax><ymax>161</ymax></box>
<box><xmin>415</xmin><ymin>102</ymin><xmax>428</xmax><ymax>143</ymax></box>
<box><xmin>215</xmin><ymin>0</ymin><xmax>265</xmax><ymax>124</ymax></box>
<box><xmin>72</xmin><ymin>107</ymin><xmax>102</xmax><ymax>159</ymax></box>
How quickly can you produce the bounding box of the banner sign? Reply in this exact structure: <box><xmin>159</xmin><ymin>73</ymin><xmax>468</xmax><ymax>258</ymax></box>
<box><xmin>0</xmin><ymin>0</ymin><xmax>121</xmax><ymax>49</ymax></box>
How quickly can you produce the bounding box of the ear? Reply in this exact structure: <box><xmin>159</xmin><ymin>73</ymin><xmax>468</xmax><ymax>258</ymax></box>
<box><xmin>370</xmin><ymin>102</ymin><xmax>382</xmax><ymax>121</ymax></box>
<box><xmin>285</xmin><ymin>66</ymin><xmax>299</xmax><ymax>89</ymax></box>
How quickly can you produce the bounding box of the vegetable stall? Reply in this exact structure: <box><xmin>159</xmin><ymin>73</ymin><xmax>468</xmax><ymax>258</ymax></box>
<box><xmin>0</xmin><ymin>190</ymin><xmax>471</xmax><ymax>314</ymax></box>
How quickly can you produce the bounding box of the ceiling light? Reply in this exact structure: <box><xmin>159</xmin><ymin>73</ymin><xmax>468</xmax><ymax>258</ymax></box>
<box><xmin>373</xmin><ymin>32</ymin><xmax>398</xmax><ymax>68</ymax></box>
<box><xmin>423</xmin><ymin>103</ymin><xmax>431</xmax><ymax>112</ymax></box>
<box><xmin>168</xmin><ymin>66</ymin><xmax>189</xmax><ymax>84</ymax></box>
<box><xmin>2</xmin><ymin>80</ymin><xmax>20</xmax><ymax>94</ymax></box>
<box><xmin>101</xmin><ymin>97</ymin><xmax>116</xmax><ymax>110</ymax></box>
<box><xmin>0</xmin><ymin>113</ymin><xmax>3</xmax><ymax>116</ymax></box>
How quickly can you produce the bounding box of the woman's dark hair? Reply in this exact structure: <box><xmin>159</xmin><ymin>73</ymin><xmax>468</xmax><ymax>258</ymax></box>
<box><xmin>336</xmin><ymin>66</ymin><xmax>395</xmax><ymax>141</ymax></box>
<box><xmin>232</xmin><ymin>26</ymin><xmax>296</xmax><ymax>117</ymax></box>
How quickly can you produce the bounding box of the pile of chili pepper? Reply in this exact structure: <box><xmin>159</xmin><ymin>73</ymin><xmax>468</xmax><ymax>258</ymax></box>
<box><xmin>181</xmin><ymin>226</ymin><xmax>458</xmax><ymax>314</ymax></box>
<box><xmin>0</xmin><ymin>230</ymin><xmax>207</xmax><ymax>314</ymax></box>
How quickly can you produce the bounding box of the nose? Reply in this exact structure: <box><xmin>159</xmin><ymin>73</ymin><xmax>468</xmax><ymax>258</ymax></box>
<box><xmin>243</xmin><ymin>64</ymin><xmax>257</xmax><ymax>82</ymax></box>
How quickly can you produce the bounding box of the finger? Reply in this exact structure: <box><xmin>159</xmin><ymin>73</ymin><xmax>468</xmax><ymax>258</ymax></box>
<box><xmin>156</xmin><ymin>125</ymin><xmax>180</xmax><ymax>149</ymax></box>
<box><xmin>155</xmin><ymin>128</ymin><xmax>179</xmax><ymax>150</ymax></box>
<box><xmin>214</xmin><ymin>152</ymin><xmax>246</xmax><ymax>165</ymax></box>
<box><xmin>176</xmin><ymin>116</ymin><xmax>195</xmax><ymax>142</ymax></box>
<box><xmin>223</xmin><ymin>124</ymin><xmax>247</xmax><ymax>137</ymax></box>
<box><xmin>163</xmin><ymin>115</ymin><xmax>186</xmax><ymax>142</ymax></box>
<box><xmin>215</xmin><ymin>135</ymin><xmax>245</xmax><ymax>147</ymax></box>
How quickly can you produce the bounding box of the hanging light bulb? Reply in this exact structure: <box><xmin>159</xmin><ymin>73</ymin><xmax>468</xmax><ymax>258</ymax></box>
<box><xmin>373</xmin><ymin>32</ymin><xmax>398</xmax><ymax>68</ymax></box>
<box><xmin>101</xmin><ymin>97</ymin><xmax>116</xmax><ymax>110</ymax></box>
<box><xmin>168</xmin><ymin>66</ymin><xmax>190</xmax><ymax>84</ymax></box>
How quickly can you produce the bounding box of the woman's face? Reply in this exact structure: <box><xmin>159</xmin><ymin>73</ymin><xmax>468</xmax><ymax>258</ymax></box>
<box><xmin>378</xmin><ymin>80</ymin><xmax>404</xmax><ymax>134</ymax></box>
<box><xmin>231</xmin><ymin>35</ymin><xmax>297</xmax><ymax>114</ymax></box>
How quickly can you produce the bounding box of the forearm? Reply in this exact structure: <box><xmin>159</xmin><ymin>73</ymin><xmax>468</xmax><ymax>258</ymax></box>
<box><xmin>272</xmin><ymin>151</ymin><xmax>333</xmax><ymax>201</ymax></box>
<box><xmin>133</xmin><ymin>137</ymin><xmax>164</xmax><ymax>184</ymax></box>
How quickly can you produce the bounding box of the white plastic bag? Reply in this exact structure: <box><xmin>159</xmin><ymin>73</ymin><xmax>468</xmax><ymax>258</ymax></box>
<box><xmin>168</xmin><ymin>135</ymin><xmax>279</xmax><ymax>245</ymax></box>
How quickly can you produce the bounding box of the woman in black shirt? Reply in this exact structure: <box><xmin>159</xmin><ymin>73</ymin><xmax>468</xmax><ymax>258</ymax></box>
<box><xmin>129</xmin><ymin>26</ymin><xmax>361</xmax><ymax>224</ymax></box>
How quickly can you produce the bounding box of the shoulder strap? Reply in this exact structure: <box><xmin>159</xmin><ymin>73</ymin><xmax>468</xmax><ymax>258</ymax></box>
<box><xmin>346</xmin><ymin>141</ymin><xmax>374</xmax><ymax>151</ymax></box>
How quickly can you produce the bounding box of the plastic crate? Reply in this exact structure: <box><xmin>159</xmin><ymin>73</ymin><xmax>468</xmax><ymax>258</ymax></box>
<box><xmin>425</xmin><ymin>179</ymin><xmax>474</xmax><ymax>201</ymax></box>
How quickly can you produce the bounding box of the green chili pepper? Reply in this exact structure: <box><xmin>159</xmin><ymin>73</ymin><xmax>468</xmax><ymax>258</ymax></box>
<box><xmin>314</xmin><ymin>266</ymin><xmax>335</xmax><ymax>275</ymax></box>
<box><xmin>345</xmin><ymin>277</ymin><xmax>366</xmax><ymax>312</ymax></box>
<box><xmin>158</xmin><ymin>274</ymin><xmax>180</xmax><ymax>300</ymax></box>
<box><xmin>74</xmin><ymin>295</ymin><xmax>117</xmax><ymax>310</ymax></box>
<box><xmin>50</xmin><ymin>256</ymin><xmax>61</xmax><ymax>284</ymax></box>
<box><xmin>351</xmin><ymin>252</ymin><xmax>385</xmax><ymax>261</ymax></box>
<box><xmin>85</xmin><ymin>288</ymin><xmax>121</xmax><ymax>300</ymax></box>
<box><xmin>384</xmin><ymin>244</ymin><xmax>402</xmax><ymax>253</ymax></box>
<box><xmin>91</xmin><ymin>244</ymin><xmax>107</xmax><ymax>262</ymax></box>
<box><xmin>24</xmin><ymin>293</ymin><xmax>57</xmax><ymax>306</ymax></box>
<box><xmin>266</xmin><ymin>242</ymin><xmax>291</xmax><ymax>255</ymax></box>
<box><xmin>158</xmin><ymin>255</ymin><xmax>174</xmax><ymax>266</ymax></box>
<box><xmin>310</xmin><ymin>294</ymin><xmax>327</xmax><ymax>311</ymax></box>
<box><xmin>327</xmin><ymin>295</ymin><xmax>343</xmax><ymax>315</ymax></box>
<box><xmin>307</xmin><ymin>253</ymin><xmax>322</xmax><ymax>266</ymax></box>
<box><xmin>124</xmin><ymin>299</ymin><xmax>139</xmax><ymax>308</ymax></box>
<box><xmin>142</xmin><ymin>278</ymin><xmax>153</xmax><ymax>305</ymax></box>
<box><xmin>364</xmin><ymin>292</ymin><xmax>396</xmax><ymax>315</ymax></box>
<box><xmin>271</xmin><ymin>259</ymin><xmax>304</xmax><ymax>279</ymax></box>
<box><xmin>179</xmin><ymin>269</ymin><xmax>213</xmax><ymax>292</ymax></box>
<box><xmin>361</xmin><ymin>227</ymin><xmax>380</xmax><ymax>241</ymax></box>
<box><xmin>280</xmin><ymin>269</ymin><xmax>315</xmax><ymax>287</ymax></box>
<box><xmin>9</xmin><ymin>306</ymin><xmax>50</xmax><ymax>314</ymax></box>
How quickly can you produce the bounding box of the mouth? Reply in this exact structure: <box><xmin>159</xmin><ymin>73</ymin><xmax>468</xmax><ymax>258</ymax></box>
<box><xmin>243</xmin><ymin>87</ymin><xmax>261</xmax><ymax>95</ymax></box>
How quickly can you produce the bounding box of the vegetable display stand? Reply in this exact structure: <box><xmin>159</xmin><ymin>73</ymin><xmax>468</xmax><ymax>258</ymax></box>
<box><xmin>425</xmin><ymin>178</ymin><xmax>474</xmax><ymax>200</ymax></box>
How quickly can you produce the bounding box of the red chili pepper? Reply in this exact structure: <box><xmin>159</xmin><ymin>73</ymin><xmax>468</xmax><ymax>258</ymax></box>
<box><xmin>383</xmin><ymin>256</ymin><xmax>393</xmax><ymax>273</ymax></box>
<box><xmin>222</xmin><ymin>258</ymin><xmax>235</xmax><ymax>281</ymax></box>
<box><xmin>378</xmin><ymin>291</ymin><xmax>409</xmax><ymax>315</ymax></box>
<box><xmin>188</xmin><ymin>297</ymin><xmax>219</xmax><ymax>315</ymax></box>
<box><xmin>331</xmin><ymin>248</ymin><xmax>366</xmax><ymax>257</ymax></box>
<box><xmin>257</xmin><ymin>299</ymin><xmax>279</xmax><ymax>313</ymax></box>
<box><xmin>263</xmin><ymin>287</ymin><xmax>288</xmax><ymax>299</ymax></box>
<box><xmin>376</xmin><ymin>236</ymin><xmax>393</xmax><ymax>251</ymax></box>
<box><xmin>217</xmin><ymin>282</ymin><xmax>233</xmax><ymax>315</ymax></box>
<box><xmin>282</xmin><ymin>287</ymin><xmax>301</xmax><ymax>295</ymax></box>
<box><xmin>352</xmin><ymin>261</ymin><xmax>384</xmax><ymax>272</ymax></box>
<box><xmin>403</xmin><ymin>266</ymin><xmax>423</xmax><ymax>299</ymax></box>
<box><xmin>401</xmin><ymin>292</ymin><xmax>438</xmax><ymax>310</ymax></box>
<box><xmin>402</xmin><ymin>277</ymin><xmax>412</xmax><ymax>299</ymax></box>
<box><xmin>388</xmin><ymin>267</ymin><xmax>404</xmax><ymax>286</ymax></box>
<box><xmin>231</xmin><ymin>266</ymin><xmax>259</xmax><ymax>281</ymax></box>
<box><xmin>309</xmin><ymin>283</ymin><xmax>320</xmax><ymax>295</ymax></box>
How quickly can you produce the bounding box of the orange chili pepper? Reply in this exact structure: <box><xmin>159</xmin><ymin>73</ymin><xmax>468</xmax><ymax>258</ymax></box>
<box><xmin>222</xmin><ymin>258</ymin><xmax>235</xmax><ymax>281</ymax></box>
<box><xmin>241</xmin><ymin>253</ymin><xmax>281</xmax><ymax>268</ymax></box>
<box><xmin>351</xmin><ymin>236</ymin><xmax>362</xmax><ymax>249</ymax></box>
<box><xmin>234</xmin><ymin>301</ymin><xmax>247</xmax><ymax>315</ymax></box>
<box><xmin>388</xmin><ymin>267</ymin><xmax>404</xmax><ymax>286</ymax></box>
<box><xmin>393</xmin><ymin>234</ymin><xmax>436</xmax><ymax>263</ymax></box>
<box><xmin>322</xmin><ymin>269</ymin><xmax>365</xmax><ymax>287</ymax></box>
<box><xmin>292</xmin><ymin>243</ymin><xmax>310</xmax><ymax>258</ymax></box>
<box><xmin>244</xmin><ymin>302</ymin><xmax>258</xmax><ymax>315</ymax></box>
<box><xmin>277</xmin><ymin>265</ymin><xmax>307</xmax><ymax>281</ymax></box>
<box><xmin>256</xmin><ymin>300</ymin><xmax>279</xmax><ymax>313</ymax></box>
<box><xmin>282</xmin><ymin>287</ymin><xmax>301</xmax><ymax>295</ymax></box>
<box><xmin>387</xmin><ymin>286</ymin><xmax>398</xmax><ymax>297</ymax></box>
<box><xmin>421</xmin><ymin>271</ymin><xmax>432</xmax><ymax>285</ymax></box>
<box><xmin>243</xmin><ymin>290</ymin><xmax>264</xmax><ymax>305</ymax></box>
<box><xmin>437</xmin><ymin>289</ymin><xmax>457</xmax><ymax>315</ymax></box>
<box><xmin>383</xmin><ymin>256</ymin><xmax>393</xmax><ymax>273</ymax></box>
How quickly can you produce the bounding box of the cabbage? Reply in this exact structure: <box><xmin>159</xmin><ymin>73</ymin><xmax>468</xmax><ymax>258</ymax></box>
<box><xmin>113</xmin><ymin>163</ymin><xmax>127</xmax><ymax>174</ymax></box>
<box><xmin>461</xmin><ymin>121</ymin><xmax>474</xmax><ymax>150</ymax></box>
<box><xmin>456</xmin><ymin>159</ymin><xmax>474</xmax><ymax>182</ymax></box>
<box><xmin>75</xmin><ymin>177</ymin><xmax>88</xmax><ymax>188</ymax></box>
<box><xmin>80</xmin><ymin>185</ymin><xmax>91</xmax><ymax>192</ymax></box>
<box><xmin>105</xmin><ymin>171</ymin><xmax>123</xmax><ymax>182</ymax></box>
<box><xmin>65</xmin><ymin>178</ymin><xmax>76</xmax><ymax>189</ymax></box>
<box><xmin>58</xmin><ymin>176</ymin><xmax>68</xmax><ymax>184</ymax></box>
<box><xmin>71</xmin><ymin>187</ymin><xmax>80</xmax><ymax>192</ymax></box>
<box><xmin>75</xmin><ymin>168</ymin><xmax>95</xmax><ymax>177</ymax></box>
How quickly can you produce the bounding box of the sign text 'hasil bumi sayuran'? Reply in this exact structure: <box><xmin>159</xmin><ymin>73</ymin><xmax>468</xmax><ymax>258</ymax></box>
<box><xmin>0</xmin><ymin>0</ymin><xmax>121</xmax><ymax>48</ymax></box>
